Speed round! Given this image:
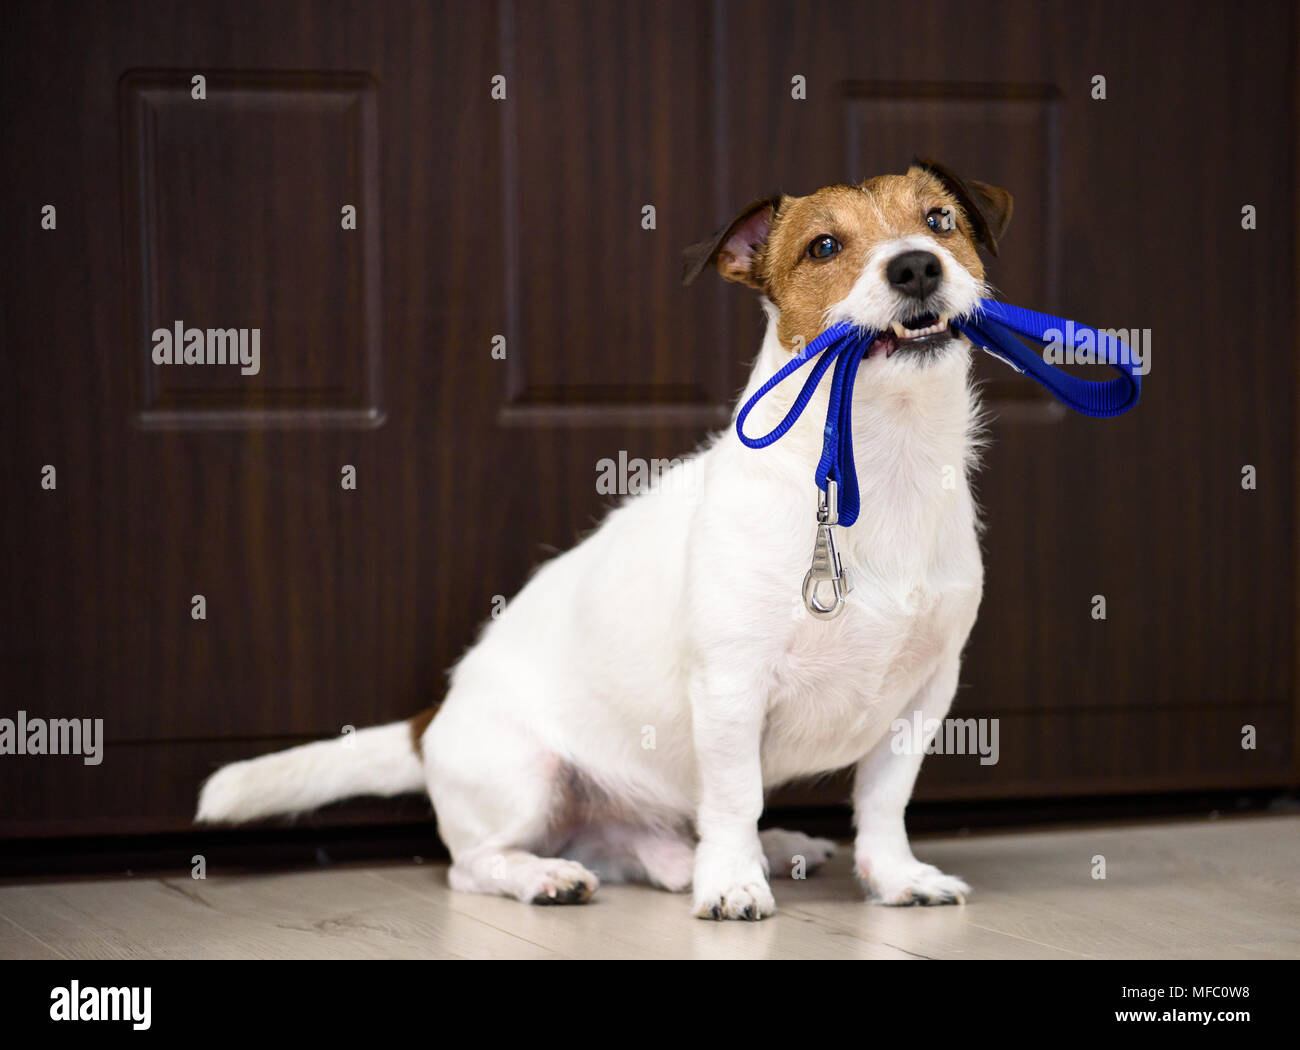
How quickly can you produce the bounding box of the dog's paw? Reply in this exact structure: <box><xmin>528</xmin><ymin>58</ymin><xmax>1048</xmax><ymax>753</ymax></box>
<box><xmin>692</xmin><ymin>853</ymin><xmax>776</xmax><ymax>920</ymax></box>
<box><xmin>760</xmin><ymin>828</ymin><xmax>837</xmax><ymax>878</ymax></box>
<box><xmin>857</xmin><ymin>856</ymin><xmax>969</xmax><ymax>907</ymax></box>
<box><xmin>522</xmin><ymin>859</ymin><xmax>599</xmax><ymax>905</ymax></box>
<box><xmin>693</xmin><ymin>878</ymin><xmax>776</xmax><ymax>921</ymax></box>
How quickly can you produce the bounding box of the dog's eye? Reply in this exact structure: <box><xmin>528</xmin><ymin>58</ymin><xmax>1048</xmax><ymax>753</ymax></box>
<box><xmin>806</xmin><ymin>234</ymin><xmax>842</xmax><ymax>261</ymax></box>
<box><xmin>925</xmin><ymin>207</ymin><xmax>956</xmax><ymax>235</ymax></box>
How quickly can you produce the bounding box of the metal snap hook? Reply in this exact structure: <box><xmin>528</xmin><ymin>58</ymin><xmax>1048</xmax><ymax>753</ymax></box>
<box><xmin>803</xmin><ymin>558</ymin><xmax>850</xmax><ymax>618</ymax></box>
<box><xmin>803</xmin><ymin>482</ymin><xmax>852</xmax><ymax>620</ymax></box>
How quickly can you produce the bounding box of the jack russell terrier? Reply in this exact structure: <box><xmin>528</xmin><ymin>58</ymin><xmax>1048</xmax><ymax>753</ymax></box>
<box><xmin>197</xmin><ymin>159</ymin><xmax>1014</xmax><ymax>921</ymax></box>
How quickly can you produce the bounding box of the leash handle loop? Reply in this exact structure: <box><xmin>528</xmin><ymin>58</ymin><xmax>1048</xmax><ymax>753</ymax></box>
<box><xmin>953</xmin><ymin>300</ymin><xmax>1142</xmax><ymax>418</ymax></box>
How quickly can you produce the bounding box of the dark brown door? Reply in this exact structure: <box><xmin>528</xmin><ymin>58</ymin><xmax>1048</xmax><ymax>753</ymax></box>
<box><xmin>2</xmin><ymin>0</ymin><xmax>1296</xmax><ymax>838</ymax></box>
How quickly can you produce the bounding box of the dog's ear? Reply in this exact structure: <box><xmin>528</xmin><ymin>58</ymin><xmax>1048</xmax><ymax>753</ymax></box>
<box><xmin>912</xmin><ymin>158</ymin><xmax>1014</xmax><ymax>256</ymax></box>
<box><xmin>681</xmin><ymin>194</ymin><xmax>783</xmax><ymax>288</ymax></box>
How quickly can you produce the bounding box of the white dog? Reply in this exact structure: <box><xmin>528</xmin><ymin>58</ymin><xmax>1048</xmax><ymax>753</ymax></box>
<box><xmin>197</xmin><ymin>160</ymin><xmax>1014</xmax><ymax>920</ymax></box>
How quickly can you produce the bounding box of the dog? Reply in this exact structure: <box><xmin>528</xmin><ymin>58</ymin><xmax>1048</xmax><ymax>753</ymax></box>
<box><xmin>197</xmin><ymin>160</ymin><xmax>1013</xmax><ymax>920</ymax></box>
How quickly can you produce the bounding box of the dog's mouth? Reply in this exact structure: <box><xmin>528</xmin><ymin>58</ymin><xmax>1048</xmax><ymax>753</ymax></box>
<box><xmin>870</xmin><ymin>313</ymin><xmax>951</xmax><ymax>358</ymax></box>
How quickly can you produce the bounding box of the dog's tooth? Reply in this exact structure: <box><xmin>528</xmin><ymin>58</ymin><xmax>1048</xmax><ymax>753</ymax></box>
<box><xmin>890</xmin><ymin>321</ymin><xmax>905</xmax><ymax>338</ymax></box>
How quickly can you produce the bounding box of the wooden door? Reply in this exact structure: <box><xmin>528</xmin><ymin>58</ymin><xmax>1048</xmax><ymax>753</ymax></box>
<box><xmin>2</xmin><ymin>0</ymin><xmax>1296</xmax><ymax>840</ymax></box>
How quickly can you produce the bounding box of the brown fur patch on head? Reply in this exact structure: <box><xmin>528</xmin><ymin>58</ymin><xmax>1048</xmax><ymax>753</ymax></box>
<box><xmin>912</xmin><ymin>157</ymin><xmax>1014</xmax><ymax>255</ymax></box>
<box><xmin>764</xmin><ymin>169</ymin><xmax>992</xmax><ymax>350</ymax></box>
<box><xmin>684</xmin><ymin>166</ymin><xmax>1011</xmax><ymax>353</ymax></box>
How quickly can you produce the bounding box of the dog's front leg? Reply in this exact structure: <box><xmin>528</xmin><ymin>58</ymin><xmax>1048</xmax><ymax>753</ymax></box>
<box><xmin>853</xmin><ymin>654</ymin><xmax>971</xmax><ymax>906</ymax></box>
<box><xmin>689</xmin><ymin>669</ymin><xmax>774</xmax><ymax>920</ymax></box>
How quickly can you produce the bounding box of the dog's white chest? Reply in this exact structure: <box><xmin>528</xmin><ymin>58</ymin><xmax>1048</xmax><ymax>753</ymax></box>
<box><xmin>758</xmin><ymin>538</ymin><xmax>980</xmax><ymax>786</ymax></box>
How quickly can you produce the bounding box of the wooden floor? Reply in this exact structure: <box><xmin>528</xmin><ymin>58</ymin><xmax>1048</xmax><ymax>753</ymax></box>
<box><xmin>2</xmin><ymin>814</ymin><xmax>1297</xmax><ymax>959</ymax></box>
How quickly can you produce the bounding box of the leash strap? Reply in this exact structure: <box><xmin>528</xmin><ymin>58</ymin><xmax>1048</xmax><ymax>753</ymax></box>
<box><xmin>735</xmin><ymin>299</ymin><xmax>1143</xmax><ymax>617</ymax></box>
<box><xmin>951</xmin><ymin>300</ymin><xmax>1142</xmax><ymax>418</ymax></box>
<box><xmin>735</xmin><ymin>322</ymin><xmax>874</xmax><ymax>527</ymax></box>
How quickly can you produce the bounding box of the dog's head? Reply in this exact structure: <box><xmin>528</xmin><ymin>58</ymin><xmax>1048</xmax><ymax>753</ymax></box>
<box><xmin>682</xmin><ymin>160</ymin><xmax>1013</xmax><ymax>360</ymax></box>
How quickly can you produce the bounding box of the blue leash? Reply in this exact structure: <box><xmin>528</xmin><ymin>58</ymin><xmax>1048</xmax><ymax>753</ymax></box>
<box><xmin>736</xmin><ymin>299</ymin><xmax>1143</xmax><ymax>617</ymax></box>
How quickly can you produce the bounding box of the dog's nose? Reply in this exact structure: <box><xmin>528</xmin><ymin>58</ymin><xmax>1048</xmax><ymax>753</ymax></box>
<box><xmin>886</xmin><ymin>250</ymin><xmax>943</xmax><ymax>300</ymax></box>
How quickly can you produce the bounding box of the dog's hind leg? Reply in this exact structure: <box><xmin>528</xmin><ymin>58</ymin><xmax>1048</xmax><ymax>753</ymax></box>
<box><xmin>448</xmin><ymin>849</ymin><xmax>599</xmax><ymax>905</ymax></box>
<box><xmin>420</xmin><ymin>699</ymin><xmax>599</xmax><ymax>906</ymax></box>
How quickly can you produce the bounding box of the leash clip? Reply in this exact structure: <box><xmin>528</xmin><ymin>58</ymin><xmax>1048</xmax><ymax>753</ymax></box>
<box><xmin>803</xmin><ymin>481</ymin><xmax>853</xmax><ymax>620</ymax></box>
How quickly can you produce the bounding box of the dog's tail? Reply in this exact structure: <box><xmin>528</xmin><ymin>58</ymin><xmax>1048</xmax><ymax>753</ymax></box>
<box><xmin>194</xmin><ymin>707</ymin><xmax>437</xmax><ymax>825</ymax></box>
